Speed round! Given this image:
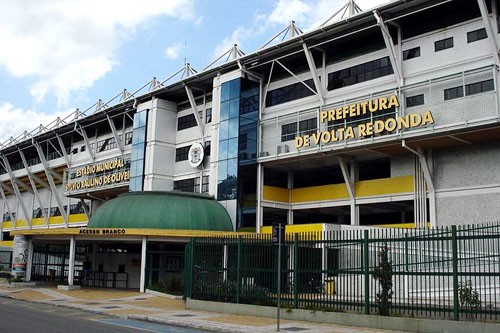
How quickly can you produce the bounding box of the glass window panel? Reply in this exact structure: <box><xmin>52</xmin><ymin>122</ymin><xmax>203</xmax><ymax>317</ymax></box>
<box><xmin>220</xmin><ymin>101</ymin><xmax>230</xmax><ymax>121</ymax></box>
<box><xmin>131</xmin><ymin>145</ymin><xmax>140</xmax><ymax>161</ymax></box>
<box><xmin>228</xmin><ymin>118</ymin><xmax>239</xmax><ymax>139</ymax></box>
<box><xmin>221</xmin><ymin>82</ymin><xmax>230</xmax><ymax>102</ymax></box>
<box><xmin>217</xmin><ymin>160</ymin><xmax>228</xmax><ymax>182</ymax></box>
<box><xmin>227</xmin><ymin>158</ymin><xmax>238</xmax><ymax>178</ymax></box>
<box><xmin>229</xmin><ymin>99</ymin><xmax>239</xmax><ymax>119</ymax></box>
<box><xmin>228</xmin><ymin>138</ymin><xmax>238</xmax><ymax>159</ymax></box>
<box><xmin>219</xmin><ymin>120</ymin><xmax>229</xmax><ymax>140</ymax></box>
<box><xmin>229</xmin><ymin>79</ymin><xmax>241</xmax><ymax>100</ymax></box>
<box><xmin>218</xmin><ymin>139</ymin><xmax>228</xmax><ymax>160</ymax></box>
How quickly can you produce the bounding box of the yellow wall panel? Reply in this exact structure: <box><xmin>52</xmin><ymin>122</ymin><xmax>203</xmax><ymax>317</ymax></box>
<box><xmin>68</xmin><ymin>213</ymin><xmax>88</xmax><ymax>224</ymax></box>
<box><xmin>49</xmin><ymin>216</ymin><xmax>65</xmax><ymax>225</ymax></box>
<box><xmin>263</xmin><ymin>186</ymin><xmax>289</xmax><ymax>203</ymax></box>
<box><xmin>291</xmin><ymin>183</ymin><xmax>349</xmax><ymax>203</ymax></box>
<box><xmin>355</xmin><ymin>175</ymin><xmax>413</xmax><ymax>197</ymax></box>
<box><xmin>31</xmin><ymin>218</ymin><xmax>46</xmax><ymax>226</ymax></box>
<box><xmin>0</xmin><ymin>241</ymin><xmax>13</xmax><ymax>248</ymax></box>
<box><xmin>2</xmin><ymin>221</ymin><xmax>13</xmax><ymax>229</ymax></box>
<box><xmin>16</xmin><ymin>219</ymin><xmax>28</xmax><ymax>228</ymax></box>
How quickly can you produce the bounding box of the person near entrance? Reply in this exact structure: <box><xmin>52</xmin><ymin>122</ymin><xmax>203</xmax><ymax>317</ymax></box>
<box><xmin>83</xmin><ymin>257</ymin><xmax>92</xmax><ymax>284</ymax></box>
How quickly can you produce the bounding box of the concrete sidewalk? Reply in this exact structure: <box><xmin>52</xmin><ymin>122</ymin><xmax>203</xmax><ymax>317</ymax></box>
<box><xmin>0</xmin><ymin>283</ymin><xmax>400</xmax><ymax>333</ymax></box>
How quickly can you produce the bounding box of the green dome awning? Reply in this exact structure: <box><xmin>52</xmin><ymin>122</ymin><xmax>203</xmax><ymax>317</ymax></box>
<box><xmin>88</xmin><ymin>191</ymin><xmax>233</xmax><ymax>231</ymax></box>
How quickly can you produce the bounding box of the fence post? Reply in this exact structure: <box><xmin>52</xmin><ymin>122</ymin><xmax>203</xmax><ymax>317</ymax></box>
<box><xmin>452</xmin><ymin>225</ymin><xmax>459</xmax><ymax>321</ymax></box>
<box><xmin>184</xmin><ymin>239</ymin><xmax>194</xmax><ymax>299</ymax></box>
<box><xmin>237</xmin><ymin>236</ymin><xmax>242</xmax><ymax>303</ymax></box>
<box><xmin>293</xmin><ymin>233</ymin><xmax>299</xmax><ymax>309</ymax></box>
<box><xmin>364</xmin><ymin>230</ymin><xmax>370</xmax><ymax>315</ymax></box>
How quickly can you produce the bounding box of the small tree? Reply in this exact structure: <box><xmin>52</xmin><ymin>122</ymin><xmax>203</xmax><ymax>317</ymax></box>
<box><xmin>372</xmin><ymin>243</ymin><xmax>393</xmax><ymax>316</ymax></box>
<box><xmin>458</xmin><ymin>280</ymin><xmax>481</xmax><ymax>320</ymax></box>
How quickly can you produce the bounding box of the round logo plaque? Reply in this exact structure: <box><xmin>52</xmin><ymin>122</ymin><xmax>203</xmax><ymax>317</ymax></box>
<box><xmin>188</xmin><ymin>142</ymin><xmax>205</xmax><ymax>168</ymax></box>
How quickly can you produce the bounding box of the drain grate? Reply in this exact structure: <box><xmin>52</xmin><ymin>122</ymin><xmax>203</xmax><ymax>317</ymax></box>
<box><xmin>173</xmin><ymin>314</ymin><xmax>196</xmax><ymax>317</ymax></box>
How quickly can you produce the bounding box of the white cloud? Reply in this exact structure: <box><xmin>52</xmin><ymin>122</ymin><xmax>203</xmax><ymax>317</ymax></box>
<box><xmin>165</xmin><ymin>43</ymin><xmax>183</xmax><ymax>60</ymax></box>
<box><xmin>0</xmin><ymin>102</ymin><xmax>71</xmax><ymax>144</ymax></box>
<box><xmin>268</xmin><ymin>0</ymin><xmax>311</xmax><ymax>26</ymax></box>
<box><xmin>213</xmin><ymin>0</ymin><xmax>390</xmax><ymax>59</ymax></box>
<box><xmin>0</xmin><ymin>0</ymin><xmax>195</xmax><ymax>107</ymax></box>
<box><xmin>212</xmin><ymin>28</ymin><xmax>249</xmax><ymax>61</ymax></box>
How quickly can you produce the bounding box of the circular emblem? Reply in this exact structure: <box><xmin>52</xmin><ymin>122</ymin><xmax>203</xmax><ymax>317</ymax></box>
<box><xmin>188</xmin><ymin>142</ymin><xmax>205</xmax><ymax>168</ymax></box>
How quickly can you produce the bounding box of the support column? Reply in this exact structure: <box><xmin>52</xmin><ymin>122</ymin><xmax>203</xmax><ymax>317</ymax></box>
<box><xmin>287</xmin><ymin>170</ymin><xmax>294</xmax><ymax>225</ymax></box>
<box><xmin>223</xmin><ymin>243</ymin><xmax>228</xmax><ymax>281</ymax></box>
<box><xmin>256</xmin><ymin>164</ymin><xmax>264</xmax><ymax>233</ymax></box>
<box><xmin>68</xmin><ymin>236</ymin><xmax>76</xmax><ymax>286</ymax></box>
<box><xmin>140</xmin><ymin>236</ymin><xmax>147</xmax><ymax>293</ymax></box>
<box><xmin>25</xmin><ymin>238</ymin><xmax>33</xmax><ymax>282</ymax></box>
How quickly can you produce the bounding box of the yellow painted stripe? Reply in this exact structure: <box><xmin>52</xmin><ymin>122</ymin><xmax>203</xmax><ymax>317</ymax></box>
<box><xmin>48</xmin><ymin>216</ymin><xmax>65</xmax><ymax>225</ymax></box>
<box><xmin>261</xmin><ymin>223</ymin><xmax>323</xmax><ymax>240</ymax></box>
<box><xmin>69</xmin><ymin>213</ymin><xmax>88</xmax><ymax>224</ymax></box>
<box><xmin>32</xmin><ymin>218</ymin><xmax>46</xmax><ymax>226</ymax></box>
<box><xmin>2</xmin><ymin>221</ymin><xmax>13</xmax><ymax>229</ymax></box>
<box><xmin>263</xmin><ymin>186</ymin><xmax>289</xmax><ymax>203</ymax></box>
<box><xmin>291</xmin><ymin>183</ymin><xmax>349</xmax><ymax>203</ymax></box>
<box><xmin>261</xmin><ymin>223</ymin><xmax>323</xmax><ymax>234</ymax></box>
<box><xmin>355</xmin><ymin>175</ymin><xmax>413</xmax><ymax>197</ymax></box>
<box><xmin>16</xmin><ymin>219</ymin><xmax>29</xmax><ymax>228</ymax></box>
<box><xmin>0</xmin><ymin>241</ymin><xmax>13</xmax><ymax>248</ymax></box>
<box><xmin>10</xmin><ymin>227</ymin><xmax>254</xmax><ymax>238</ymax></box>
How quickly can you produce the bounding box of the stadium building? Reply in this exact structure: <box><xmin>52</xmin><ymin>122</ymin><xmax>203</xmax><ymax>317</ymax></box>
<box><xmin>1</xmin><ymin>0</ymin><xmax>500</xmax><ymax>290</ymax></box>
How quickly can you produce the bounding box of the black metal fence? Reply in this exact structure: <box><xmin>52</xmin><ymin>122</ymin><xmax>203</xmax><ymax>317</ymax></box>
<box><xmin>185</xmin><ymin>223</ymin><xmax>500</xmax><ymax>321</ymax></box>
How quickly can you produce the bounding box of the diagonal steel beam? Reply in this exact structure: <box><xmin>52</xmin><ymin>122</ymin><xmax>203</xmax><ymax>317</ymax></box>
<box><xmin>339</xmin><ymin>157</ymin><xmax>354</xmax><ymax>199</ymax></box>
<box><xmin>0</xmin><ymin>184</ymin><xmax>16</xmax><ymax>226</ymax></box>
<box><xmin>302</xmin><ymin>43</ymin><xmax>324</xmax><ymax>106</ymax></box>
<box><xmin>18</xmin><ymin>148</ymin><xmax>49</xmax><ymax>224</ymax></box>
<box><xmin>0</xmin><ymin>154</ymin><xmax>31</xmax><ymax>227</ymax></box>
<box><xmin>276</xmin><ymin>60</ymin><xmax>318</xmax><ymax>97</ymax></box>
<box><xmin>185</xmin><ymin>85</ymin><xmax>204</xmax><ymax>137</ymax></box>
<box><xmin>105</xmin><ymin>112</ymin><xmax>124</xmax><ymax>153</ymax></box>
<box><xmin>374</xmin><ymin>10</ymin><xmax>403</xmax><ymax>86</ymax></box>
<box><xmin>55</xmin><ymin>134</ymin><xmax>71</xmax><ymax>167</ymax></box>
<box><xmin>74</xmin><ymin>123</ymin><xmax>95</xmax><ymax>162</ymax></box>
<box><xmin>477</xmin><ymin>0</ymin><xmax>500</xmax><ymax>67</ymax></box>
<box><xmin>33</xmin><ymin>140</ymin><xmax>68</xmax><ymax>226</ymax></box>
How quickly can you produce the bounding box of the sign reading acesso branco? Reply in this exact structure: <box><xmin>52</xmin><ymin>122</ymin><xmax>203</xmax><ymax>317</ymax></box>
<box><xmin>295</xmin><ymin>94</ymin><xmax>434</xmax><ymax>148</ymax></box>
<box><xmin>65</xmin><ymin>158</ymin><xmax>130</xmax><ymax>191</ymax></box>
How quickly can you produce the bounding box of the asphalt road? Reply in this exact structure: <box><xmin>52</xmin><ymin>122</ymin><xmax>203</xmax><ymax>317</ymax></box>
<box><xmin>0</xmin><ymin>297</ymin><xmax>209</xmax><ymax>333</ymax></box>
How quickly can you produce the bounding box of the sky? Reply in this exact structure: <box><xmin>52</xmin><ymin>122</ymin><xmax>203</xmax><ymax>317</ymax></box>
<box><xmin>0</xmin><ymin>0</ymin><xmax>391</xmax><ymax>143</ymax></box>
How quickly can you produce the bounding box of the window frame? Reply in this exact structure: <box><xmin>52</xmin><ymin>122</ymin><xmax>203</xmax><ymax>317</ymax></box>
<box><xmin>434</xmin><ymin>37</ymin><xmax>454</xmax><ymax>52</ymax></box>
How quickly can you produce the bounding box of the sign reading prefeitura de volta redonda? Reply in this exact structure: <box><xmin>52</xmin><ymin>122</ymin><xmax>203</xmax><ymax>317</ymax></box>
<box><xmin>65</xmin><ymin>158</ymin><xmax>130</xmax><ymax>192</ymax></box>
<box><xmin>294</xmin><ymin>94</ymin><xmax>434</xmax><ymax>149</ymax></box>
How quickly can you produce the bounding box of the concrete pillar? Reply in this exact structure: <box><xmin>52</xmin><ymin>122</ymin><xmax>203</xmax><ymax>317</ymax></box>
<box><xmin>11</xmin><ymin>235</ymin><xmax>28</xmax><ymax>280</ymax></box>
<box><xmin>68</xmin><ymin>236</ymin><xmax>76</xmax><ymax>286</ymax></box>
<box><xmin>25</xmin><ymin>238</ymin><xmax>33</xmax><ymax>282</ymax></box>
<box><xmin>139</xmin><ymin>236</ymin><xmax>147</xmax><ymax>293</ymax></box>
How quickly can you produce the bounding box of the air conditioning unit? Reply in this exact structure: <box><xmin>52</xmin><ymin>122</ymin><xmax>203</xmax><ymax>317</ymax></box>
<box><xmin>259</xmin><ymin>151</ymin><xmax>270</xmax><ymax>157</ymax></box>
<box><xmin>277</xmin><ymin>144</ymin><xmax>289</xmax><ymax>155</ymax></box>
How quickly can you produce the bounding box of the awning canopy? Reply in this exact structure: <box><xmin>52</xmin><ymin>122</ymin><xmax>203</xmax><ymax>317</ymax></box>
<box><xmin>88</xmin><ymin>191</ymin><xmax>234</xmax><ymax>232</ymax></box>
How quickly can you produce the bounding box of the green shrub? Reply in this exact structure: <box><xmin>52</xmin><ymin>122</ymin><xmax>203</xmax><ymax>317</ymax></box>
<box><xmin>458</xmin><ymin>280</ymin><xmax>481</xmax><ymax>320</ymax></box>
<box><xmin>372</xmin><ymin>243</ymin><xmax>393</xmax><ymax>316</ymax></box>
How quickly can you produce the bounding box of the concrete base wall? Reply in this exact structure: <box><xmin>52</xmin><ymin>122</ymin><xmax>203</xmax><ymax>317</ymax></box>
<box><xmin>186</xmin><ymin>299</ymin><xmax>500</xmax><ymax>333</ymax></box>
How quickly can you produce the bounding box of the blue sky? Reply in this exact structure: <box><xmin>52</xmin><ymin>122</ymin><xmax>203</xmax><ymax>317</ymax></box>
<box><xmin>0</xmin><ymin>0</ymin><xmax>389</xmax><ymax>143</ymax></box>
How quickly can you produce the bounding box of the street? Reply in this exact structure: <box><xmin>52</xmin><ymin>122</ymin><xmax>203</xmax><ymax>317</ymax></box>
<box><xmin>0</xmin><ymin>297</ymin><xmax>210</xmax><ymax>333</ymax></box>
